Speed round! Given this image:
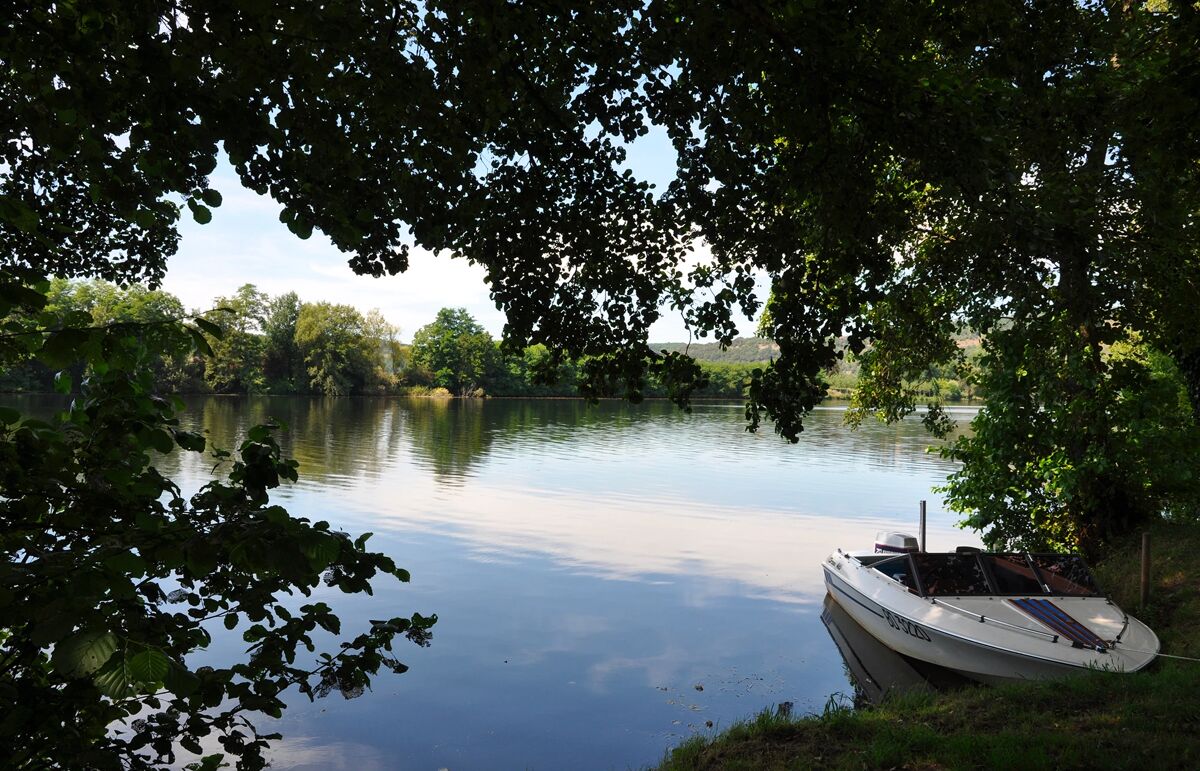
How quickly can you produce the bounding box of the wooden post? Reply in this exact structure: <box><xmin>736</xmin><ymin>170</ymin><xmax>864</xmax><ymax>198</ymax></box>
<box><xmin>919</xmin><ymin>500</ymin><xmax>927</xmax><ymax>553</ymax></box>
<box><xmin>1140</xmin><ymin>532</ymin><xmax>1151</xmax><ymax>609</ymax></box>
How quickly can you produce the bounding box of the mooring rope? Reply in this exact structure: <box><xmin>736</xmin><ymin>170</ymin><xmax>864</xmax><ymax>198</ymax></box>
<box><xmin>1113</xmin><ymin>646</ymin><xmax>1200</xmax><ymax>663</ymax></box>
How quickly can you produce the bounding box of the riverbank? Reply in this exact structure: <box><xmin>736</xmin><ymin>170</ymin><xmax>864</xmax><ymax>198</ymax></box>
<box><xmin>657</xmin><ymin>520</ymin><xmax>1200</xmax><ymax>770</ymax></box>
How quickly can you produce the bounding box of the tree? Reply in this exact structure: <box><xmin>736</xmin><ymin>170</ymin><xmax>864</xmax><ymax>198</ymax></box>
<box><xmin>294</xmin><ymin>302</ymin><xmax>374</xmax><ymax>396</ymax></box>
<box><xmin>204</xmin><ymin>285</ymin><xmax>267</xmax><ymax>394</ymax></box>
<box><xmin>0</xmin><ymin>274</ymin><xmax>433</xmax><ymax>769</ymax></box>
<box><xmin>5</xmin><ymin>3</ymin><xmax>1198</xmax><ymax>410</ymax></box>
<box><xmin>800</xmin><ymin>4</ymin><xmax>1200</xmax><ymax>550</ymax></box>
<box><xmin>495</xmin><ymin>343</ymin><xmax>579</xmax><ymax>397</ymax></box>
<box><xmin>635</xmin><ymin>1</ymin><xmax>1198</xmax><ymax>550</ymax></box>
<box><xmin>262</xmin><ymin>292</ymin><xmax>304</xmax><ymax>390</ymax></box>
<box><xmin>410</xmin><ymin>308</ymin><xmax>498</xmax><ymax>395</ymax></box>
<box><xmin>4</xmin><ymin>279</ymin><xmax>198</xmax><ymax>392</ymax></box>
<box><xmin>361</xmin><ymin>308</ymin><xmax>401</xmax><ymax>391</ymax></box>
<box><xmin>43</xmin><ymin>279</ymin><xmax>187</xmax><ymax>328</ymax></box>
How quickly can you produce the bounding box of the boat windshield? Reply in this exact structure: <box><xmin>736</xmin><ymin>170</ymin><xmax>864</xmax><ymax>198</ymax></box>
<box><xmin>870</xmin><ymin>555</ymin><xmax>919</xmax><ymax>593</ymax></box>
<box><xmin>1028</xmin><ymin>554</ymin><xmax>1102</xmax><ymax>596</ymax></box>
<box><xmin>910</xmin><ymin>554</ymin><xmax>992</xmax><ymax>596</ymax></box>
<box><xmin>873</xmin><ymin>552</ymin><xmax>1104</xmax><ymax>597</ymax></box>
<box><xmin>983</xmin><ymin>554</ymin><xmax>1045</xmax><ymax>595</ymax></box>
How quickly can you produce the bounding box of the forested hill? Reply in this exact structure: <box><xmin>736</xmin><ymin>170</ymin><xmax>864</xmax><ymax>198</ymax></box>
<box><xmin>651</xmin><ymin>337</ymin><xmax>779</xmax><ymax>364</ymax></box>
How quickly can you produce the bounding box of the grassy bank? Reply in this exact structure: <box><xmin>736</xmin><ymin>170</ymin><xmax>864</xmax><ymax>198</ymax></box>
<box><xmin>657</xmin><ymin>521</ymin><xmax>1200</xmax><ymax>770</ymax></box>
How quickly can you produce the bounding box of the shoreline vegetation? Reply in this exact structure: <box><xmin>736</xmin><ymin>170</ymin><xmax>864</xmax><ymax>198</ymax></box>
<box><xmin>656</xmin><ymin>520</ymin><xmax>1200</xmax><ymax>771</ymax></box>
<box><xmin>0</xmin><ymin>279</ymin><xmax>981</xmax><ymax>403</ymax></box>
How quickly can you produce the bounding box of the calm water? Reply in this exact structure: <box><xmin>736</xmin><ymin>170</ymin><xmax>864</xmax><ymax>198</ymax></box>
<box><xmin>7</xmin><ymin>395</ymin><xmax>982</xmax><ymax>770</ymax></box>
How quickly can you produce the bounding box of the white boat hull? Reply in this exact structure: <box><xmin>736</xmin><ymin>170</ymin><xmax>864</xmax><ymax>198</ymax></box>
<box><xmin>823</xmin><ymin>550</ymin><xmax>1159</xmax><ymax>684</ymax></box>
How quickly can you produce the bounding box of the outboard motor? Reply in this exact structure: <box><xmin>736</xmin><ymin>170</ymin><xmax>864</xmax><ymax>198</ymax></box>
<box><xmin>874</xmin><ymin>531</ymin><xmax>920</xmax><ymax>554</ymax></box>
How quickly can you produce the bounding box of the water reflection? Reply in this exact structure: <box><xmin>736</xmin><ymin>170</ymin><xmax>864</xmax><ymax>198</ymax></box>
<box><xmin>170</xmin><ymin>396</ymin><xmax>413</xmax><ymax>487</ymax></box>
<box><xmin>157</xmin><ymin>397</ymin><xmax>981</xmax><ymax>607</ymax></box>
<box><xmin>2</xmin><ymin>394</ymin><xmax>985</xmax><ymax>770</ymax></box>
<box><xmin>403</xmin><ymin>397</ymin><xmax>495</xmax><ymax>482</ymax></box>
<box><xmin>153</xmin><ymin>397</ymin><xmax>976</xmax><ymax>493</ymax></box>
<box><xmin>821</xmin><ymin>594</ymin><xmax>970</xmax><ymax>707</ymax></box>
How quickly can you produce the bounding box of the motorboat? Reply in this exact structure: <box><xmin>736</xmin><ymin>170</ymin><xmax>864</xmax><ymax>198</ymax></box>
<box><xmin>821</xmin><ymin>594</ymin><xmax>971</xmax><ymax>705</ymax></box>
<box><xmin>822</xmin><ymin>532</ymin><xmax>1160</xmax><ymax>683</ymax></box>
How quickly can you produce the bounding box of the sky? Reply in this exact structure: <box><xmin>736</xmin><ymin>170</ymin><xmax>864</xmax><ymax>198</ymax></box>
<box><xmin>161</xmin><ymin>127</ymin><xmax>763</xmax><ymax>344</ymax></box>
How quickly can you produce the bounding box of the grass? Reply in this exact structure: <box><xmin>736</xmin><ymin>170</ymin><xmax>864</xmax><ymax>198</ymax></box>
<box><xmin>656</xmin><ymin>520</ymin><xmax>1200</xmax><ymax>771</ymax></box>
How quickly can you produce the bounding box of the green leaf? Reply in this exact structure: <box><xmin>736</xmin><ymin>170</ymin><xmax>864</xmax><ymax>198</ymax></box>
<box><xmin>0</xmin><ymin>195</ymin><xmax>40</xmax><ymax>233</ymax></box>
<box><xmin>31</xmin><ymin>614</ymin><xmax>77</xmax><ymax>646</ymax></box>
<box><xmin>0</xmin><ymin>281</ymin><xmax>48</xmax><ymax>311</ymax></box>
<box><xmin>223</xmin><ymin>612</ymin><xmax>239</xmax><ymax>630</ymax></box>
<box><xmin>302</xmin><ymin>533</ymin><xmax>341</xmax><ymax>569</ymax></box>
<box><xmin>164</xmin><ymin>662</ymin><xmax>201</xmax><ymax>697</ymax></box>
<box><xmin>192</xmin><ymin>316</ymin><xmax>224</xmax><ymax>339</ymax></box>
<box><xmin>132</xmin><ymin>208</ymin><xmax>157</xmax><ymax>228</ymax></box>
<box><xmin>53</xmin><ymin>371</ymin><xmax>72</xmax><ymax>394</ymax></box>
<box><xmin>247</xmin><ymin>424</ymin><xmax>272</xmax><ymax>442</ymax></box>
<box><xmin>92</xmin><ymin>658</ymin><xmax>134</xmax><ymax>698</ymax></box>
<box><xmin>200</xmin><ymin>189</ymin><xmax>223</xmax><ymax>207</ymax></box>
<box><xmin>193</xmin><ymin>754</ymin><xmax>226</xmax><ymax>771</ymax></box>
<box><xmin>354</xmin><ymin>532</ymin><xmax>374</xmax><ymax>550</ymax></box>
<box><xmin>147</xmin><ymin>428</ymin><xmax>175</xmax><ymax>454</ymax></box>
<box><xmin>287</xmin><ymin>216</ymin><xmax>313</xmax><ymax>239</ymax></box>
<box><xmin>185</xmin><ymin>541</ymin><xmax>218</xmax><ymax>578</ymax></box>
<box><xmin>174</xmin><ymin>430</ymin><xmax>206</xmax><ymax>452</ymax></box>
<box><xmin>186</xmin><ymin>326</ymin><xmax>214</xmax><ymax>357</ymax></box>
<box><xmin>103</xmin><ymin>551</ymin><xmax>147</xmax><ymax>577</ymax></box>
<box><xmin>0</xmin><ymin>406</ymin><xmax>21</xmax><ymax>425</ymax></box>
<box><xmin>52</xmin><ymin>631</ymin><xmax>118</xmax><ymax>679</ymax></box>
<box><xmin>127</xmin><ymin>649</ymin><xmax>170</xmax><ymax>683</ymax></box>
<box><xmin>242</xmin><ymin>624</ymin><xmax>267</xmax><ymax>643</ymax></box>
<box><xmin>77</xmin><ymin>10</ymin><xmax>104</xmax><ymax>33</ymax></box>
<box><xmin>189</xmin><ymin>202</ymin><xmax>213</xmax><ymax>224</ymax></box>
<box><xmin>262</xmin><ymin>505</ymin><xmax>289</xmax><ymax>524</ymax></box>
<box><xmin>40</xmin><ymin>328</ymin><xmax>91</xmax><ymax>367</ymax></box>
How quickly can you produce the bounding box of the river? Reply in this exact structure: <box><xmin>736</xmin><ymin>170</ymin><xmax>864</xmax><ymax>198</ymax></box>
<box><xmin>5</xmin><ymin>394</ymin><xmax>982</xmax><ymax>770</ymax></box>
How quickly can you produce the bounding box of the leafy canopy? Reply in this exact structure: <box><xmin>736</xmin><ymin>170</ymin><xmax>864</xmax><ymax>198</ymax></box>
<box><xmin>6</xmin><ymin>2</ymin><xmax>1194</xmax><ymax>424</ymax></box>
<box><xmin>3</xmin><ymin>1</ymin><xmax>1200</xmax><ymax>701</ymax></box>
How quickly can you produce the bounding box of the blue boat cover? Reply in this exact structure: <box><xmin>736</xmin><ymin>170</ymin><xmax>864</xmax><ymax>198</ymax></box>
<box><xmin>1009</xmin><ymin>598</ymin><xmax>1108</xmax><ymax>650</ymax></box>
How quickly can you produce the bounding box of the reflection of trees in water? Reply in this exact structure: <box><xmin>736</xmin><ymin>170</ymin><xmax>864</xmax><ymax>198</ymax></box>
<box><xmin>160</xmin><ymin>396</ymin><xmax>408</xmax><ymax>484</ymax></box>
<box><xmin>486</xmin><ymin>398</ymin><xmax>666</xmax><ymax>435</ymax></box>
<box><xmin>402</xmin><ymin>398</ymin><xmax>683</xmax><ymax>483</ymax></box>
<box><xmin>149</xmin><ymin>395</ymin><xmax>651</xmax><ymax>488</ymax></box>
<box><xmin>284</xmin><ymin>397</ymin><xmax>406</xmax><ymax>482</ymax></box>
<box><xmin>753</xmin><ymin>405</ymin><xmax>972</xmax><ymax>471</ymax></box>
<box><xmin>162</xmin><ymin>396</ymin><xmax>964</xmax><ymax>490</ymax></box>
<box><xmin>402</xmin><ymin>397</ymin><xmax>492</xmax><ymax>483</ymax></box>
<box><xmin>9</xmin><ymin>393</ymin><xmax>967</xmax><ymax>493</ymax></box>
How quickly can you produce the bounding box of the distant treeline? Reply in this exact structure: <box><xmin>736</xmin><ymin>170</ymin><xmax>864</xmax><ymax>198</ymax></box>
<box><xmin>0</xmin><ymin>281</ymin><xmax>771</xmax><ymax>399</ymax></box>
<box><xmin>656</xmin><ymin>335</ymin><xmax>983</xmax><ymax>401</ymax></box>
<box><xmin>653</xmin><ymin>337</ymin><xmax>781</xmax><ymax>364</ymax></box>
<box><xmin>0</xmin><ymin>280</ymin><xmax>981</xmax><ymax>401</ymax></box>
